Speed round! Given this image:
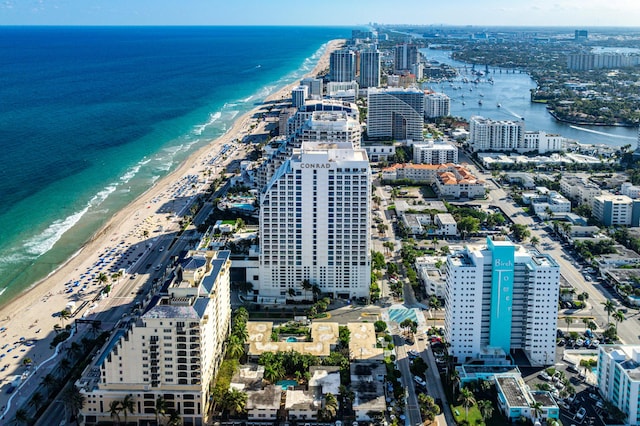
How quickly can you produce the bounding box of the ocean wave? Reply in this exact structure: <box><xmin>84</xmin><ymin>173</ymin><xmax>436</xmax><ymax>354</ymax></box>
<box><xmin>89</xmin><ymin>185</ymin><xmax>117</xmax><ymax>207</ymax></box>
<box><xmin>23</xmin><ymin>206</ymin><xmax>89</xmax><ymax>257</ymax></box>
<box><xmin>569</xmin><ymin>125</ymin><xmax>636</xmax><ymax>140</ymax></box>
<box><xmin>0</xmin><ymin>252</ymin><xmax>31</xmax><ymax>267</ymax></box>
<box><xmin>193</xmin><ymin>112</ymin><xmax>222</xmax><ymax>135</ymax></box>
<box><xmin>227</xmin><ymin>111</ymin><xmax>239</xmax><ymax>121</ymax></box>
<box><xmin>240</xmin><ymin>95</ymin><xmax>254</xmax><ymax>103</ymax></box>
<box><xmin>224</xmin><ymin>102</ymin><xmax>238</xmax><ymax>109</ymax></box>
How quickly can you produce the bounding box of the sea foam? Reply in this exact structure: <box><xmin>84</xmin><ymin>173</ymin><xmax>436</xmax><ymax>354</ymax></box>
<box><xmin>23</xmin><ymin>207</ymin><xmax>89</xmax><ymax>257</ymax></box>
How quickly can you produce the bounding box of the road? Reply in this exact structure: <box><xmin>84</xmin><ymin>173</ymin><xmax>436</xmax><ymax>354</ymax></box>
<box><xmin>393</xmin><ymin>335</ymin><xmax>422</xmax><ymax>426</ymax></box>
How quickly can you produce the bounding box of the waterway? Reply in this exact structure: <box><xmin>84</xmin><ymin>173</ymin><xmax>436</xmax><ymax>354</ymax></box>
<box><xmin>421</xmin><ymin>48</ymin><xmax>638</xmax><ymax>148</ymax></box>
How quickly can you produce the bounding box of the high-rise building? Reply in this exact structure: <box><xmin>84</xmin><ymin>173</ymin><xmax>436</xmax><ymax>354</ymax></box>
<box><xmin>257</xmin><ymin>141</ymin><xmax>371</xmax><ymax>302</ymax></box>
<box><xmin>286</xmin><ymin>99</ymin><xmax>359</xmax><ymax>138</ymax></box>
<box><xmin>77</xmin><ymin>250</ymin><xmax>232</xmax><ymax>426</ymax></box>
<box><xmin>592</xmin><ymin>193</ymin><xmax>640</xmax><ymax>226</ymax></box>
<box><xmin>444</xmin><ymin>237</ymin><xmax>559</xmax><ymax>366</ymax></box>
<box><xmin>329</xmin><ymin>49</ymin><xmax>356</xmax><ymax>82</ymax></box>
<box><xmin>597</xmin><ymin>345</ymin><xmax>640</xmax><ymax>425</ymax></box>
<box><xmin>424</xmin><ymin>92</ymin><xmax>451</xmax><ymax>118</ymax></box>
<box><xmin>469</xmin><ymin>116</ymin><xmax>525</xmax><ymax>152</ymax></box>
<box><xmin>359</xmin><ymin>49</ymin><xmax>381</xmax><ymax>88</ymax></box>
<box><xmin>367</xmin><ymin>87</ymin><xmax>425</xmax><ymax>141</ymax></box>
<box><xmin>300</xmin><ymin>77</ymin><xmax>323</xmax><ymax>100</ymax></box>
<box><xmin>291</xmin><ymin>85</ymin><xmax>308</xmax><ymax>108</ymax></box>
<box><xmin>412</xmin><ymin>140</ymin><xmax>458</xmax><ymax>164</ymax></box>
<box><xmin>394</xmin><ymin>43</ymin><xmax>420</xmax><ymax>73</ymax></box>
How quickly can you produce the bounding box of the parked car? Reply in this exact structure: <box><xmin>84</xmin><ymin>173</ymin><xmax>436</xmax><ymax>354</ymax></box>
<box><xmin>539</xmin><ymin>371</ymin><xmax>551</xmax><ymax>381</ymax></box>
<box><xmin>576</xmin><ymin>407</ymin><xmax>587</xmax><ymax>421</ymax></box>
<box><xmin>414</xmin><ymin>376</ymin><xmax>426</xmax><ymax>387</ymax></box>
<box><xmin>567</xmin><ymin>365</ymin><xmax>580</xmax><ymax>374</ymax></box>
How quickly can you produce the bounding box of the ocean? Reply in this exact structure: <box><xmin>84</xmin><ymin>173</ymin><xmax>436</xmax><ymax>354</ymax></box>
<box><xmin>0</xmin><ymin>26</ymin><xmax>349</xmax><ymax>306</ymax></box>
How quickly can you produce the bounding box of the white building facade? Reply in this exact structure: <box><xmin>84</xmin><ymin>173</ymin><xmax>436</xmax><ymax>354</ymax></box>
<box><xmin>258</xmin><ymin>142</ymin><xmax>371</xmax><ymax>302</ymax></box>
<box><xmin>367</xmin><ymin>87</ymin><xmax>425</xmax><ymax>142</ymax></box>
<box><xmin>424</xmin><ymin>92</ymin><xmax>451</xmax><ymax>118</ymax></box>
<box><xmin>597</xmin><ymin>345</ymin><xmax>640</xmax><ymax>425</ymax></box>
<box><xmin>445</xmin><ymin>238</ymin><xmax>559</xmax><ymax>366</ymax></box>
<box><xmin>412</xmin><ymin>141</ymin><xmax>458</xmax><ymax>164</ymax></box>
<box><xmin>593</xmin><ymin>193</ymin><xmax>640</xmax><ymax>227</ymax></box>
<box><xmin>469</xmin><ymin>116</ymin><xmax>525</xmax><ymax>152</ymax></box>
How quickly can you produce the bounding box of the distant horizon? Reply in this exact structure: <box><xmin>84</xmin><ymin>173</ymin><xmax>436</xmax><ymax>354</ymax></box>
<box><xmin>1</xmin><ymin>0</ymin><xmax>639</xmax><ymax>27</ymax></box>
<box><xmin>2</xmin><ymin>24</ymin><xmax>640</xmax><ymax>30</ymax></box>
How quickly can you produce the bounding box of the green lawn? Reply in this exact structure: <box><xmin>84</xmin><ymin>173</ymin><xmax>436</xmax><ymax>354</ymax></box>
<box><xmin>451</xmin><ymin>404</ymin><xmax>483</xmax><ymax>425</ymax></box>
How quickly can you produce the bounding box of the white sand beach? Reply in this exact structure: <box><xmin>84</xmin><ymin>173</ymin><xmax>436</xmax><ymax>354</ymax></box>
<box><xmin>0</xmin><ymin>39</ymin><xmax>345</xmax><ymax>418</ymax></box>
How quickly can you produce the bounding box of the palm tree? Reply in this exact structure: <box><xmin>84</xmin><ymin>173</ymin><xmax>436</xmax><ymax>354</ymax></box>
<box><xmin>602</xmin><ymin>300</ymin><xmax>616</xmax><ymax>325</ymax></box>
<box><xmin>167</xmin><ymin>410</ymin><xmax>182</xmax><ymax>426</ymax></box>
<box><xmin>530</xmin><ymin>236</ymin><xmax>540</xmax><ymax>247</ymax></box>
<box><xmin>62</xmin><ymin>385</ymin><xmax>86</xmax><ymax>424</ymax></box>
<box><xmin>530</xmin><ymin>401</ymin><xmax>544</xmax><ymax>423</ymax></box>
<box><xmin>324</xmin><ymin>393</ymin><xmax>338</xmax><ymax>419</ymax></box>
<box><xmin>263</xmin><ymin>362</ymin><xmax>284</xmax><ymax>383</ymax></box>
<box><xmin>457</xmin><ymin>387</ymin><xmax>476</xmax><ymax>420</ymax></box>
<box><xmin>59</xmin><ymin>309</ymin><xmax>71</xmax><ymax>326</ymax></box>
<box><xmin>59</xmin><ymin>357</ymin><xmax>71</xmax><ymax>375</ymax></box>
<box><xmin>564</xmin><ymin>316</ymin><xmax>574</xmax><ymax>334</ymax></box>
<box><xmin>224</xmin><ymin>388</ymin><xmax>247</xmax><ymax>416</ymax></box>
<box><xmin>12</xmin><ymin>408</ymin><xmax>29</xmax><ymax>425</ymax></box>
<box><xmin>582</xmin><ymin>317</ymin><xmax>591</xmax><ymax>330</ymax></box>
<box><xmin>41</xmin><ymin>373</ymin><xmax>58</xmax><ymax>393</ymax></box>
<box><xmin>613</xmin><ymin>309</ymin><xmax>626</xmax><ymax>335</ymax></box>
<box><xmin>97</xmin><ymin>272</ymin><xmax>108</xmax><ymax>286</ymax></box>
<box><xmin>477</xmin><ymin>399</ymin><xmax>494</xmax><ymax>423</ymax></box>
<box><xmin>155</xmin><ymin>396</ymin><xmax>167</xmax><ymax>425</ymax></box>
<box><xmin>232</xmin><ymin>322</ymin><xmax>249</xmax><ymax>343</ymax></box>
<box><xmin>226</xmin><ymin>334</ymin><xmax>244</xmax><ymax>359</ymax></box>
<box><xmin>450</xmin><ymin>369</ymin><xmax>460</xmax><ymax>396</ymax></box>
<box><xmin>287</xmin><ymin>287</ymin><xmax>296</xmax><ymax>299</ymax></box>
<box><xmin>109</xmin><ymin>400</ymin><xmax>122</xmax><ymax>425</ymax></box>
<box><xmin>121</xmin><ymin>394</ymin><xmax>135</xmax><ymax>425</ymax></box>
<box><xmin>301</xmin><ymin>279</ymin><xmax>312</xmax><ymax>300</ymax></box>
<box><xmin>29</xmin><ymin>391</ymin><xmax>44</xmax><ymax>411</ymax></box>
<box><xmin>90</xmin><ymin>320</ymin><xmax>102</xmax><ymax>336</ymax></box>
<box><xmin>234</xmin><ymin>306</ymin><xmax>249</xmax><ymax>322</ymax></box>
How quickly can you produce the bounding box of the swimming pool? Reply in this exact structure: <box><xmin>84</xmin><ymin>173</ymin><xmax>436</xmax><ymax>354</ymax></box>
<box><xmin>276</xmin><ymin>380</ymin><xmax>298</xmax><ymax>390</ymax></box>
<box><xmin>286</xmin><ymin>336</ymin><xmax>298</xmax><ymax>343</ymax></box>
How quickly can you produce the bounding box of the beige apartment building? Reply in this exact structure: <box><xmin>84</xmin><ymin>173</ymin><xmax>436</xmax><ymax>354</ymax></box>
<box><xmin>77</xmin><ymin>250</ymin><xmax>232</xmax><ymax>426</ymax></box>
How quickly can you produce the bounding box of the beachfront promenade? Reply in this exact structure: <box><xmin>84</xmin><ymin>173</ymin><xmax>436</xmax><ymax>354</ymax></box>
<box><xmin>0</xmin><ymin>39</ymin><xmax>342</xmax><ymax>424</ymax></box>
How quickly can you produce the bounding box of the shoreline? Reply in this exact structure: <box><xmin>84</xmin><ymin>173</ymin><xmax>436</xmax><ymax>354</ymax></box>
<box><xmin>0</xmin><ymin>38</ymin><xmax>344</xmax><ymax>404</ymax></box>
<box><xmin>546</xmin><ymin>108</ymin><xmax>637</xmax><ymax>128</ymax></box>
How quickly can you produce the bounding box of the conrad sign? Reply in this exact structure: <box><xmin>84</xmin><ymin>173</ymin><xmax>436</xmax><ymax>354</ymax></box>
<box><xmin>300</xmin><ymin>163</ymin><xmax>332</xmax><ymax>169</ymax></box>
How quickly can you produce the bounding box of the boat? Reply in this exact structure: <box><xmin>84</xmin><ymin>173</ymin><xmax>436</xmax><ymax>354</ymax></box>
<box><xmin>497</xmin><ymin>103</ymin><xmax>501</xmax><ymax>108</ymax></box>
<box><xmin>462</xmin><ymin>101</ymin><xmax>466</xmax><ymax>105</ymax></box>
<box><xmin>478</xmin><ymin>100</ymin><xmax>483</xmax><ymax>106</ymax></box>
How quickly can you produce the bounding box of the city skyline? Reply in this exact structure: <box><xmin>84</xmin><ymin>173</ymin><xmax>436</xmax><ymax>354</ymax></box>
<box><xmin>1</xmin><ymin>0</ymin><xmax>640</xmax><ymax>27</ymax></box>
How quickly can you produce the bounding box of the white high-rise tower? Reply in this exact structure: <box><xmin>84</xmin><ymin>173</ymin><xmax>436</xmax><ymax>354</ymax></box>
<box><xmin>257</xmin><ymin>141</ymin><xmax>371</xmax><ymax>302</ymax></box>
<box><xmin>444</xmin><ymin>237</ymin><xmax>560</xmax><ymax>366</ymax></box>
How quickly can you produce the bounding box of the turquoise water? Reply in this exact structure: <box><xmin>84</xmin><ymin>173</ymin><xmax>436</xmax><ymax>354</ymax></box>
<box><xmin>286</xmin><ymin>337</ymin><xmax>298</xmax><ymax>342</ymax></box>
<box><xmin>276</xmin><ymin>379</ymin><xmax>298</xmax><ymax>390</ymax></box>
<box><xmin>0</xmin><ymin>26</ymin><xmax>349</xmax><ymax>307</ymax></box>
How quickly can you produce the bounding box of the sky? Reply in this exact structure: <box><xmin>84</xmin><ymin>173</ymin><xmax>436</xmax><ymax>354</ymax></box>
<box><xmin>1</xmin><ymin>0</ymin><xmax>640</xmax><ymax>27</ymax></box>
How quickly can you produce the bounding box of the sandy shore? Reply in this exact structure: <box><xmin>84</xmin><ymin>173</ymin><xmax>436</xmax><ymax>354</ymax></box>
<box><xmin>0</xmin><ymin>39</ymin><xmax>344</xmax><ymax>411</ymax></box>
